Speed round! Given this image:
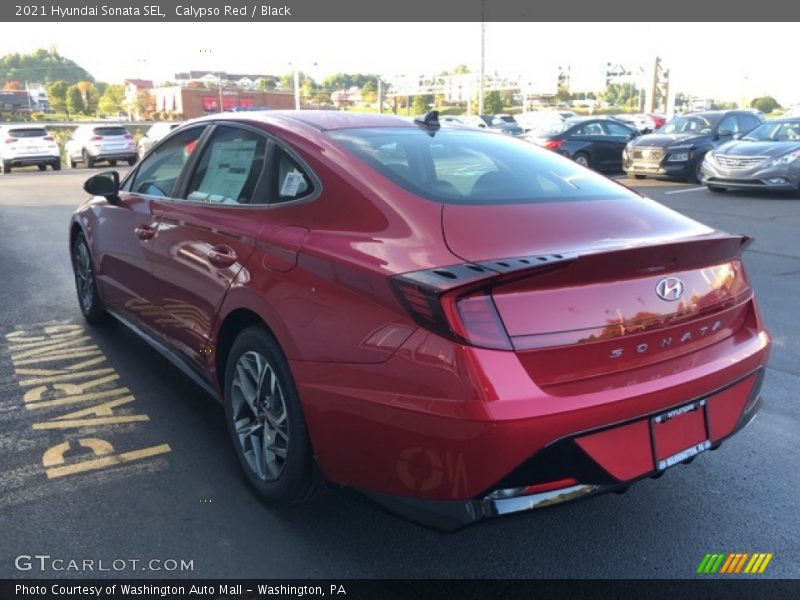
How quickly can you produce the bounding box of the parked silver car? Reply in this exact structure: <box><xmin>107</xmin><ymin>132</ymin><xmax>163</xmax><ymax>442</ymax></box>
<box><xmin>65</xmin><ymin>124</ymin><xmax>137</xmax><ymax>168</ymax></box>
<box><xmin>701</xmin><ymin>118</ymin><xmax>800</xmax><ymax>194</ymax></box>
<box><xmin>137</xmin><ymin>122</ymin><xmax>182</xmax><ymax>158</ymax></box>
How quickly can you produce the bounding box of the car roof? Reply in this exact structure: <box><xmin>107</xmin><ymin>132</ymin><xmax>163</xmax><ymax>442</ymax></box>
<box><xmin>189</xmin><ymin>110</ymin><xmax>417</xmax><ymax>132</ymax></box>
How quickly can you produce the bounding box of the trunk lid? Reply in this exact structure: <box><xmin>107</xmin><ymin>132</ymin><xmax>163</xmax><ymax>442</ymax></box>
<box><xmin>441</xmin><ymin>200</ymin><xmax>753</xmax><ymax>385</ymax></box>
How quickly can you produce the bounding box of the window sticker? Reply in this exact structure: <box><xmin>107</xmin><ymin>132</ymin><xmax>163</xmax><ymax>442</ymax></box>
<box><xmin>280</xmin><ymin>169</ymin><xmax>304</xmax><ymax>197</ymax></box>
<box><xmin>193</xmin><ymin>139</ymin><xmax>257</xmax><ymax>203</ymax></box>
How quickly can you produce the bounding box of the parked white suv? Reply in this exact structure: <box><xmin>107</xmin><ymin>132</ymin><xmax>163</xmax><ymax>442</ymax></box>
<box><xmin>0</xmin><ymin>126</ymin><xmax>61</xmax><ymax>173</ymax></box>
<box><xmin>138</xmin><ymin>122</ymin><xmax>182</xmax><ymax>158</ymax></box>
<box><xmin>66</xmin><ymin>124</ymin><xmax>137</xmax><ymax>168</ymax></box>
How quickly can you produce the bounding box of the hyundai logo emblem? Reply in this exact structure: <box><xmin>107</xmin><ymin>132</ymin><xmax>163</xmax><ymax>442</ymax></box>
<box><xmin>656</xmin><ymin>276</ymin><xmax>685</xmax><ymax>301</ymax></box>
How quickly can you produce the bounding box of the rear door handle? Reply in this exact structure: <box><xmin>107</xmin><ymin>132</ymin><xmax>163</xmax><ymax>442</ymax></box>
<box><xmin>207</xmin><ymin>245</ymin><xmax>237</xmax><ymax>268</ymax></box>
<box><xmin>134</xmin><ymin>224</ymin><xmax>157</xmax><ymax>241</ymax></box>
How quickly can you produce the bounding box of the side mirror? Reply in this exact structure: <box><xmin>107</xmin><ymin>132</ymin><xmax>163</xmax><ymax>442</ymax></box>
<box><xmin>84</xmin><ymin>171</ymin><xmax>120</xmax><ymax>202</ymax></box>
<box><xmin>717</xmin><ymin>128</ymin><xmax>734</xmax><ymax>139</ymax></box>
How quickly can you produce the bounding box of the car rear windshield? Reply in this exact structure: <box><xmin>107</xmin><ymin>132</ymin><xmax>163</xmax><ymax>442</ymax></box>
<box><xmin>327</xmin><ymin>127</ymin><xmax>631</xmax><ymax>205</ymax></box>
<box><xmin>8</xmin><ymin>128</ymin><xmax>48</xmax><ymax>138</ymax></box>
<box><xmin>93</xmin><ymin>127</ymin><xmax>128</xmax><ymax>136</ymax></box>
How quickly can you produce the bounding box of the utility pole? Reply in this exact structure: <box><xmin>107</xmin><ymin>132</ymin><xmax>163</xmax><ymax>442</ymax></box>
<box><xmin>479</xmin><ymin>2</ymin><xmax>486</xmax><ymax>115</ymax></box>
<box><xmin>218</xmin><ymin>72</ymin><xmax>223</xmax><ymax>113</ymax></box>
<box><xmin>377</xmin><ymin>79</ymin><xmax>383</xmax><ymax>114</ymax></box>
<box><xmin>294</xmin><ymin>68</ymin><xmax>300</xmax><ymax>110</ymax></box>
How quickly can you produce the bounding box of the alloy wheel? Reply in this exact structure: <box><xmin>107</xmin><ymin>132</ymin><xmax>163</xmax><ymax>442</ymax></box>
<box><xmin>230</xmin><ymin>350</ymin><xmax>290</xmax><ymax>481</ymax></box>
<box><xmin>74</xmin><ymin>240</ymin><xmax>94</xmax><ymax>313</ymax></box>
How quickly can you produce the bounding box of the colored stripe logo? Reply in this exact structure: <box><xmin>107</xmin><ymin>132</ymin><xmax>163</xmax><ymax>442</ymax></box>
<box><xmin>697</xmin><ymin>553</ymin><xmax>773</xmax><ymax>574</ymax></box>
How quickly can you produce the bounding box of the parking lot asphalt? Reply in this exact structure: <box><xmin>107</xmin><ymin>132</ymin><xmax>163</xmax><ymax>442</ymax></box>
<box><xmin>0</xmin><ymin>167</ymin><xmax>798</xmax><ymax>579</ymax></box>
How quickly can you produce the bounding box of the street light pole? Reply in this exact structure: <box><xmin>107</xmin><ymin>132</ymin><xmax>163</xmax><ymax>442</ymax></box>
<box><xmin>479</xmin><ymin>5</ymin><xmax>486</xmax><ymax>115</ymax></box>
<box><xmin>218</xmin><ymin>72</ymin><xmax>224</xmax><ymax>113</ymax></box>
<box><xmin>293</xmin><ymin>68</ymin><xmax>300</xmax><ymax>110</ymax></box>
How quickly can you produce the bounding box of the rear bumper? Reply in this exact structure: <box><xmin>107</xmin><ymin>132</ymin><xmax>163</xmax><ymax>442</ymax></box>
<box><xmin>294</xmin><ymin>301</ymin><xmax>770</xmax><ymax>525</ymax></box>
<box><xmin>91</xmin><ymin>152</ymin><xmax>136</xmax><ymax>161</ymax></box>
<box><xmin>5</xmin><ymin>154</ymin><xmax>60</xmax><ymax>166</ymax></box>
<box><xmin>361</xmin><ymin>369</ymin><xmax>764</xmax><ymax>530</ymax></box>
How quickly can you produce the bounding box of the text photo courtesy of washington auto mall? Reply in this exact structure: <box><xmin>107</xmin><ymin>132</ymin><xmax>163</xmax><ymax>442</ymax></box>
<box><xmin>0</xmin><ymin>2</ymin><xmax>798</xmax><ymax>598</ymax></box>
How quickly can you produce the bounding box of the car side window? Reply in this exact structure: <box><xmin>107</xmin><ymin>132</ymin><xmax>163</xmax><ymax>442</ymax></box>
<box><xmin>185</xmin><ymin>126</ymin><xmax>268</xmax><ymax>205</ymax></box>
<box><xmin>717</xmin><ymin>115</ymin><xmax>738</xmax><ymax>135</ymax></box>
<box><xmin>272</xmin><ymin>146</ymin><xmax>315</xmax><ymax>203</ymax></box>
<box><xmin>604</xmin><ymin>121</ymin><xmax>633</xmax><ymax>136</ymax></box>
<box><xmin>128</xmin><ymin>127</ymin><xmax>205</xmax><ymax>197</ymax></box>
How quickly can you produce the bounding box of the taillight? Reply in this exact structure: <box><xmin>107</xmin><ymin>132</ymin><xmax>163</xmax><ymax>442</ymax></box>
<box><xmin>443</xmin><ymin>292</ymin><xmax>512</xmax><ymax>350</ymax></box>
<box><xmin>4</xmin><ymin>138</ymin><xmax>17</xmax><ymax>144</ymax></box>
<box><xmin>43</xmin><ymin>136</ymin><xmax>55</xmax><ymax>142</ymax></box>
<box><xmin>391</xmin><ymin>278</ymin><xmax>511</xmax><ymax>350</ymax></box>
<box><xmin>390</xmin><ymin>254</ymin><xmax>574</xmax><ymax>350</ymax></box>
<box><xmin>89</xmin><ymin>135</ymin><xmax>103</xmax><ymax>141</ymax></box>
<box><xmin>544</xmin><ymin>139</ymin><xmax>565</xmax><ymax>150</ymax></box>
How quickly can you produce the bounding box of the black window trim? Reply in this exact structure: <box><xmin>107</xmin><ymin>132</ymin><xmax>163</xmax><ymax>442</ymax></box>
<box><xmin>120</xmin><ymin>123</ymin><xmax>211</xmax><ymax>197</ymax></box>
<box><xmin>124</xmin><ymin>120</ymin><xmax>322</xmax><ymax>210</ymax></box>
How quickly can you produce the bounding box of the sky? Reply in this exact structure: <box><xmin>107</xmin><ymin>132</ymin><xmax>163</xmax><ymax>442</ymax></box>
<box><xmin>1</xmin><ymin>22</ymin><xmax>797</xmax><ymax>104</ymax></box>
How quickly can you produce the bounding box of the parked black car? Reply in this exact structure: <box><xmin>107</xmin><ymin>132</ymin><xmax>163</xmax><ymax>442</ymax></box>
<box><xmin>524</xmin><ymin>117</ymin><xmax>638</xmax><ymax>171</ymax></box>
<box><xmin>623</xmin><ymin>110</ymin><xmax>764</xmax><ymax>182</ymax></box>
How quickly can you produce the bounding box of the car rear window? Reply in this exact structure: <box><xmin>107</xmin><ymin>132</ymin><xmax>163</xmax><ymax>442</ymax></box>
<box><xmin>327</xmin><ymin>127</ymin><xmax>630</xmax><ymax>204</ymax></box>
<box><xmin>8</xmin><ymin>128</ymin><xmax>48</xmax><ymax>138</ymax></box>
<box><xmin>93</xmin><ymin>127</ymin><xmax>128</xmax><ymax>137</ymax></box>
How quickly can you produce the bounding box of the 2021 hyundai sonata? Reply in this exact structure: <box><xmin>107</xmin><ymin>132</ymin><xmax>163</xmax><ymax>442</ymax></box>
<box><xmin>69</xmin><ymin>111</ymin><xmax>770</xmax><ymax>530</ymax></box>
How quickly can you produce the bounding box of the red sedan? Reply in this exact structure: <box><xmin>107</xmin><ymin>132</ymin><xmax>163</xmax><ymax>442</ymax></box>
<box><xmin>69</xmin><ymin>111</ymin><xmax>770</xmax><ymax>529</ymax></box>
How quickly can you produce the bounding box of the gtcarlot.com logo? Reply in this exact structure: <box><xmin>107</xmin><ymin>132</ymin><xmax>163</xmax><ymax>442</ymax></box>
<box><xmin>697</xmin><ymin>552</ymin><xmax>773</xmax><ymax>574</ymax></box>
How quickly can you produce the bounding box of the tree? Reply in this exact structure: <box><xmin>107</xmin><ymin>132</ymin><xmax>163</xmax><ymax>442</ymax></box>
<box><xmin>257</xmin><ymin>78</ymin><xmax>276</xmax><ymax>90</ymax></box>
<box><xmin>97</xmin><ymin>84</ymin><xmax>125</xmax><ymax>116</ymax></box>
<box><xmin>66</xmin><ymin>84</ymin><xmax>84</xmax><ymax>117</ymax></box>
<box><xmin>3</xmin><ymin>80</ymin><xmax>22</xmax><ymax>90</ymax></box>
<box><xmin>452</xmin><ymin>64</ymin><xmax>471</xmax><ymax>75</ymax></box>
<box><xmin>126</xmin><ymin>89</ymin><xmax>153</xmax><ymax>120</ymax></box>
<box><xmin>412</xmin><ymin>94</ymin><xmax>434</xmax><ymax>114</ymax></box>
<box><xmin>751</xmin><ymin>96</ymin><xmax>781</xmax><ymax>114</ymax></box>
<box><xmin>601</xmin><ymin>83</ymin><xmax>640</xmax><ymax>108</ymax></box>
<box><xmin>0</xmin><ymin>48</ymin><xmax>93</xmax><ymax>85</ymax></box>
<box><xmin>76</xmin><ymin>81</ymin><xmax>98</xmax><ymax>114</ymax></box>
<box><xmin>46</xmin><ymin>80</ymin><xmax>69</xmax><ymax>116</ymax></box>
<box><xmin>361</xmin><ymin>80</ymin><xmax>377</xmax><ymax>104</ymax></box>
<box><xmin>484</xmin><ymin>90</ymin><xmax>504</xmax><ymax>114</ymax></box>
<box><xmin>279</xmin><ymin>71</ymin><xmax>314</xmax><ymax>92</ymax></box>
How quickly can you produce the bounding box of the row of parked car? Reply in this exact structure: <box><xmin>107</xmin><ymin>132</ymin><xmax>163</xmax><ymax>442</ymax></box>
<box><xmin>0</xmin><ymin>121</ymin><xmax>180</xmax><ymax>173</ymax></box>
<box><xmin>518</xmin><ymin>109</ymin><xmax>800</xmax><ymax>193</ymax></box>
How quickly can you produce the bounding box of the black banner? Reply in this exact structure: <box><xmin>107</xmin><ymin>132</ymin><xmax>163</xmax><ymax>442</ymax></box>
<box><xmin>2</xmin><ymin>580</ymin><xmax>800</xmax><ymax>600</ymax></box>
<box><xmin>2</xmin><ymin>0</ymin><xmax>800</xmax><ymax>22</ymax></box>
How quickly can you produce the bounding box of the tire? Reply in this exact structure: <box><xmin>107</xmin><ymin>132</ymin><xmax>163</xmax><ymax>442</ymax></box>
<box><xmin>83</xmin><ymin>149</ymin><xmax>95</xmax><ymax>169</ymax></box>
<box><xmin>573</xmin><ymin>152</ymin><xmax>591</xmax><ymax>168</ymax></box>
<box><xmin>2</xmin><ymin>160</ymin><xmax>11</xmax><ymax>174</ymax></box>
<box><xmin>707</xmin><ymin>185</ymin><xmax>727</xmax><ymax>193</ymax></box>
<box><xmin>108</xmin><ymin>160</ymin><xmax>117</xmax><ymax>167</ymax></box>
<box><xmin>224</xmin><ymin>326</ymin><xmax>315</xmax><ymax>505</ymax></box>
<box><xmin>68</xmin><ymin>155</ymin><xmax>77</xmax><ymax>169</ymax></box>
<box><xmin>127</xmin><ymin>156</ymin><xmax>138</xmax><ymax>166</ymax></box>
<box><xmin>71</xmin><ymin>232</ymin><xmax>107</xmax><ymax>323</ymax></box>
<box><xmin>691</xmin><ymin>156</ymin><xmax>705</xmax><ymax>184</ymax></box>
<box><xmin>51</xmin><ymin>161</ymin><xmax>61</xmax><ymax>171</ymax></box>
<box><xmin>632</xmin><ymin>174</ymin><xmax>647</xmax><ymax>180</ymax></box>
<box><xmin>37</xmin><ymin>164</ymin><xmax>46</xmax><ymax>171</ymax></box>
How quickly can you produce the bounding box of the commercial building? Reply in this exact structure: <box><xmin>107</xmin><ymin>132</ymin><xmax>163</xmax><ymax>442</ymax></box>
<box><xmin>150</xmin><ymin>86</ymin><xmax>294</xmax><ymax>118</ymax></box>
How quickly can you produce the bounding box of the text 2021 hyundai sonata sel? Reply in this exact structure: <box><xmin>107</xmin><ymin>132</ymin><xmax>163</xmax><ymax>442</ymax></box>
<box><xmin>69</xmin><ymin>110</ymin><xmax>770</xmax><ymax>530</ymax></box>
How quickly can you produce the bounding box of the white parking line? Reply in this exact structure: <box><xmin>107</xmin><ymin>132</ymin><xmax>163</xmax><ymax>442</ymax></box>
<box><xmin>664</xmin><ymin>187</ymin><xmax>706</xmax><ymax>195</ymax></box>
